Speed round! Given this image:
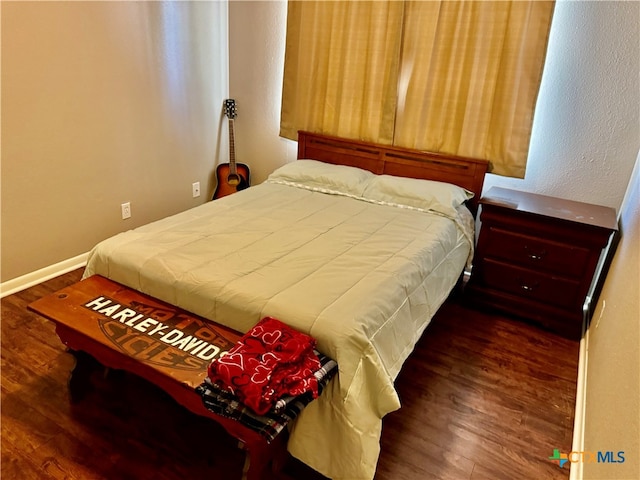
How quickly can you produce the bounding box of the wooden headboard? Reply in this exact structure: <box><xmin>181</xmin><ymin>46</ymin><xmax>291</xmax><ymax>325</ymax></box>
<box><xmin>297</xmin><ymin>131</ymin><xmax>489</xmax><ymax>213</ymax></box>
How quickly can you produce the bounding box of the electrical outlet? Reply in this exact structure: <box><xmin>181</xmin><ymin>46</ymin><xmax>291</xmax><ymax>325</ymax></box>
<box><xmin>121</xmin><ymin>202</ymin><xmax>131</xmax><ymax>219</ymax></box>
<box><xmin>192</xmin><ymin>182</ymin><xmax>201</xmax><ymax>198</ymax></box>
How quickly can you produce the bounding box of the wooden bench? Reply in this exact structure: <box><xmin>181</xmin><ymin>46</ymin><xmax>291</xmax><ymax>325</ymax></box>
<box><xmin>28</xmin><ymin>275</ymin><xmax>289</xmax><ymax>480</ymax></box>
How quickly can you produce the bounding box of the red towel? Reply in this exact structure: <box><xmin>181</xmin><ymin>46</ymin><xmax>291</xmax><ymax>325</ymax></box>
<box><xmin>207</xmin><ymin>317</ymin><xmax>322</xmax><ymax>415</ymax></box>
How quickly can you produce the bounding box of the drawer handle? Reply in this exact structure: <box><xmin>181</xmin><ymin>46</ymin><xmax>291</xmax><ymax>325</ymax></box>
<box><xmin>524</xmin><ymin>246</ymin><xmax>547</xmax><ymax>261</ymax></box>
<box><xmin>520</xmin><ymin>280</ymin><xmax>539</xmax><ymax>292</ymax></box>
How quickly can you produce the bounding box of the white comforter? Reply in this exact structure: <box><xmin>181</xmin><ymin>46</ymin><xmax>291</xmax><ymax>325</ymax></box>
<box><xmin>84</xmin><ymin>179</ymin><xmax>474</xmax><ymax>480</ymax></box>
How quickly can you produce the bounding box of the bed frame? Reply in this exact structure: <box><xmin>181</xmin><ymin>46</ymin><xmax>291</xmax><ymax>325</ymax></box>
<box><xmin>28</xmin><ymin>132</ymin><xmax>489</xmax><ymax>480</ymax></box>
<box><xmin>297</xmin><ymin>131</ymin><xmax>489</xmax><ymax>213</ymax></box>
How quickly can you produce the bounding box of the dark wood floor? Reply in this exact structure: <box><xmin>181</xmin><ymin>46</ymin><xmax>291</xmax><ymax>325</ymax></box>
<box><xmin>1</xmin><ymin>269</ymin><xmax>579</xmax><ymax>479</ymax></box>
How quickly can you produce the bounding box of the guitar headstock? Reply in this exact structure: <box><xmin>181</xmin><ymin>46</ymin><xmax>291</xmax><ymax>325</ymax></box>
<box><xmin>223</xmin><ymin>99</ymin><xmax>237</xmax><ymax>120</ymax></box>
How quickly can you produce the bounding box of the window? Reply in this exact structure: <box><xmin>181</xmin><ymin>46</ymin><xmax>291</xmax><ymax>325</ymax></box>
<box><xmin>281</xmin><ymin>1</ymin><xmax>555</xmax><ymax>178</ymax></box>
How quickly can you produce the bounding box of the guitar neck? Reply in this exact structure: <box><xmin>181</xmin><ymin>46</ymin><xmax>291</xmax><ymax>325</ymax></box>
<box><xmin>228</xmin><ymin>119</ymin><xmax>237</xmax><ymax>175</ymax></box>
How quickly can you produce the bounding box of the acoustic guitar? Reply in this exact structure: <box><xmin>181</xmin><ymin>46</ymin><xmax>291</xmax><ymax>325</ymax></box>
<box><xmin>213</xmin><ymin>99</ymin><xmax>251</xmax><ymax>200</ymax></box>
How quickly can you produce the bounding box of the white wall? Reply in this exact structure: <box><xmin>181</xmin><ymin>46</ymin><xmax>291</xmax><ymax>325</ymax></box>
<box><xmin>228</xmin><ymin>1</ymin><xmax>296</xmax><ymax>185</ymax></box>
<box><xmin>583</xmin><ymin>153</ymin><xmax>639</xmax><ymax>480</ymax></box>
<box><xmin>482</xmin><ymin>0</ymin><xmax>640</xmax><ymax>209</ymax></box>
<box><xmin>229</xmin><ymin>0</ymin><xmax>639</xmax><ymax>212</ymax></box>
<box><xmin>1</xmin><ymin>1</ymin><xmax>229</xmax><ymax>282</ymax></box>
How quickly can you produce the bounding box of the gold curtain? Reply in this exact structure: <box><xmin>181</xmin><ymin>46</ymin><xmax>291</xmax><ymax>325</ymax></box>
<box><xmin>280</xmin><ymin>0</ymin><xmax>555</xmax><ymax>178</ymax></box>
<box><xmin>280</xmin><ymin>1</ymin><xmax>404</xmax><ymax>144</ymax></box>
<box><xmin>395</xmin><ymin>1</ymin><xmax>554</xmax><ymax>177</ymax></box>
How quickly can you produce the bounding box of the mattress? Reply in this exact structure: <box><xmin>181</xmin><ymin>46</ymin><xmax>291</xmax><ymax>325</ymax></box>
<box><xmin>83</xmin><ymin>162</ymin><xmax>475</xmax><ymax>479</ymax></box>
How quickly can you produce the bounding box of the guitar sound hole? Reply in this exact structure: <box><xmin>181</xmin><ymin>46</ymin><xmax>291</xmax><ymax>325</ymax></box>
<box><xmin>227</xmin><ymin>174</ymin><xmax>241</xmax><ymax>186</ymax></box>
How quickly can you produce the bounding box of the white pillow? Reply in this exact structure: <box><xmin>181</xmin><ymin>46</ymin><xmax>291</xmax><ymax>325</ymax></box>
<box><xmin>361</xmin><ymin>174</ymin><xmax>474</xmax><ymax>216</ymax></box>
<box><xmin>267</xmin><ymin>159</ymin><xmax>374</xmax><ymax>196</ymax></box>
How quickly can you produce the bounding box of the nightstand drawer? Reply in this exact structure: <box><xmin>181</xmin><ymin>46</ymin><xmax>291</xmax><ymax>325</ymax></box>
<box><xmin>480</xmin><ymin>259</ymin><xmax>582</xmax><ymax>310</ymax></box>
<box><xmin>468</xmin><ymin>187</ymin><xmax>617</xmax><ymax>339</ymax></box>
<box><xmin>483</xmin><ymin>227</ymin><xmax>589</xmax><ymax>277</ymax></box>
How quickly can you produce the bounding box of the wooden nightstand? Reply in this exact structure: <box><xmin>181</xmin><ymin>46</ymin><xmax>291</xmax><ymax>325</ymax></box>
<box><xmin>467</xmin><ymin>187</ymin><xmax>618</xmax><ymax>340</ymax></box>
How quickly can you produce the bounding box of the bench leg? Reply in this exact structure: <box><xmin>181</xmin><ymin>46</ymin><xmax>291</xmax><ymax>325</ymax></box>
<box><xmin>270</xmin><ymin>432</ymin><xmax>291</xmax><ymax>474</ymax></box>
<box><xmin>240</xmin><ymin>432</ymin><xmax>290</xmax><ymax>480</ymax></box>
<box><xmin>67</xmin><ymin>349</ymin><xmax>101</xmax><ymax>403</ymax></box>
<box><xmin>241</xmin><ymin>450</ymin><xmax>252</xmax><ymax>480</ymax></box>
<box><xmin>241</xmin><ymin>442</ymin><xmax>270</xmax><ymax>480</ymax></box>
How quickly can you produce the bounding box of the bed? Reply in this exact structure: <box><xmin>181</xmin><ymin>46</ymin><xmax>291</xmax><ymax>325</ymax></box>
<box><xmin>82</xmin><ymin>131</ymin><xmax>488</xmax><ymax>480</ymax></box>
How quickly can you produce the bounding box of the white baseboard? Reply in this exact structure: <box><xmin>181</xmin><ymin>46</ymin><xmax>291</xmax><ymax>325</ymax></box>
<box><xmin>0</xmin><ymin>253</ymin><xmax>89</xmax><ymax>298</ymax></box>
<box><xmin>569</xmin><ymin>320</ymin><xmax>590</xmax><ymax>480</ymax></box>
